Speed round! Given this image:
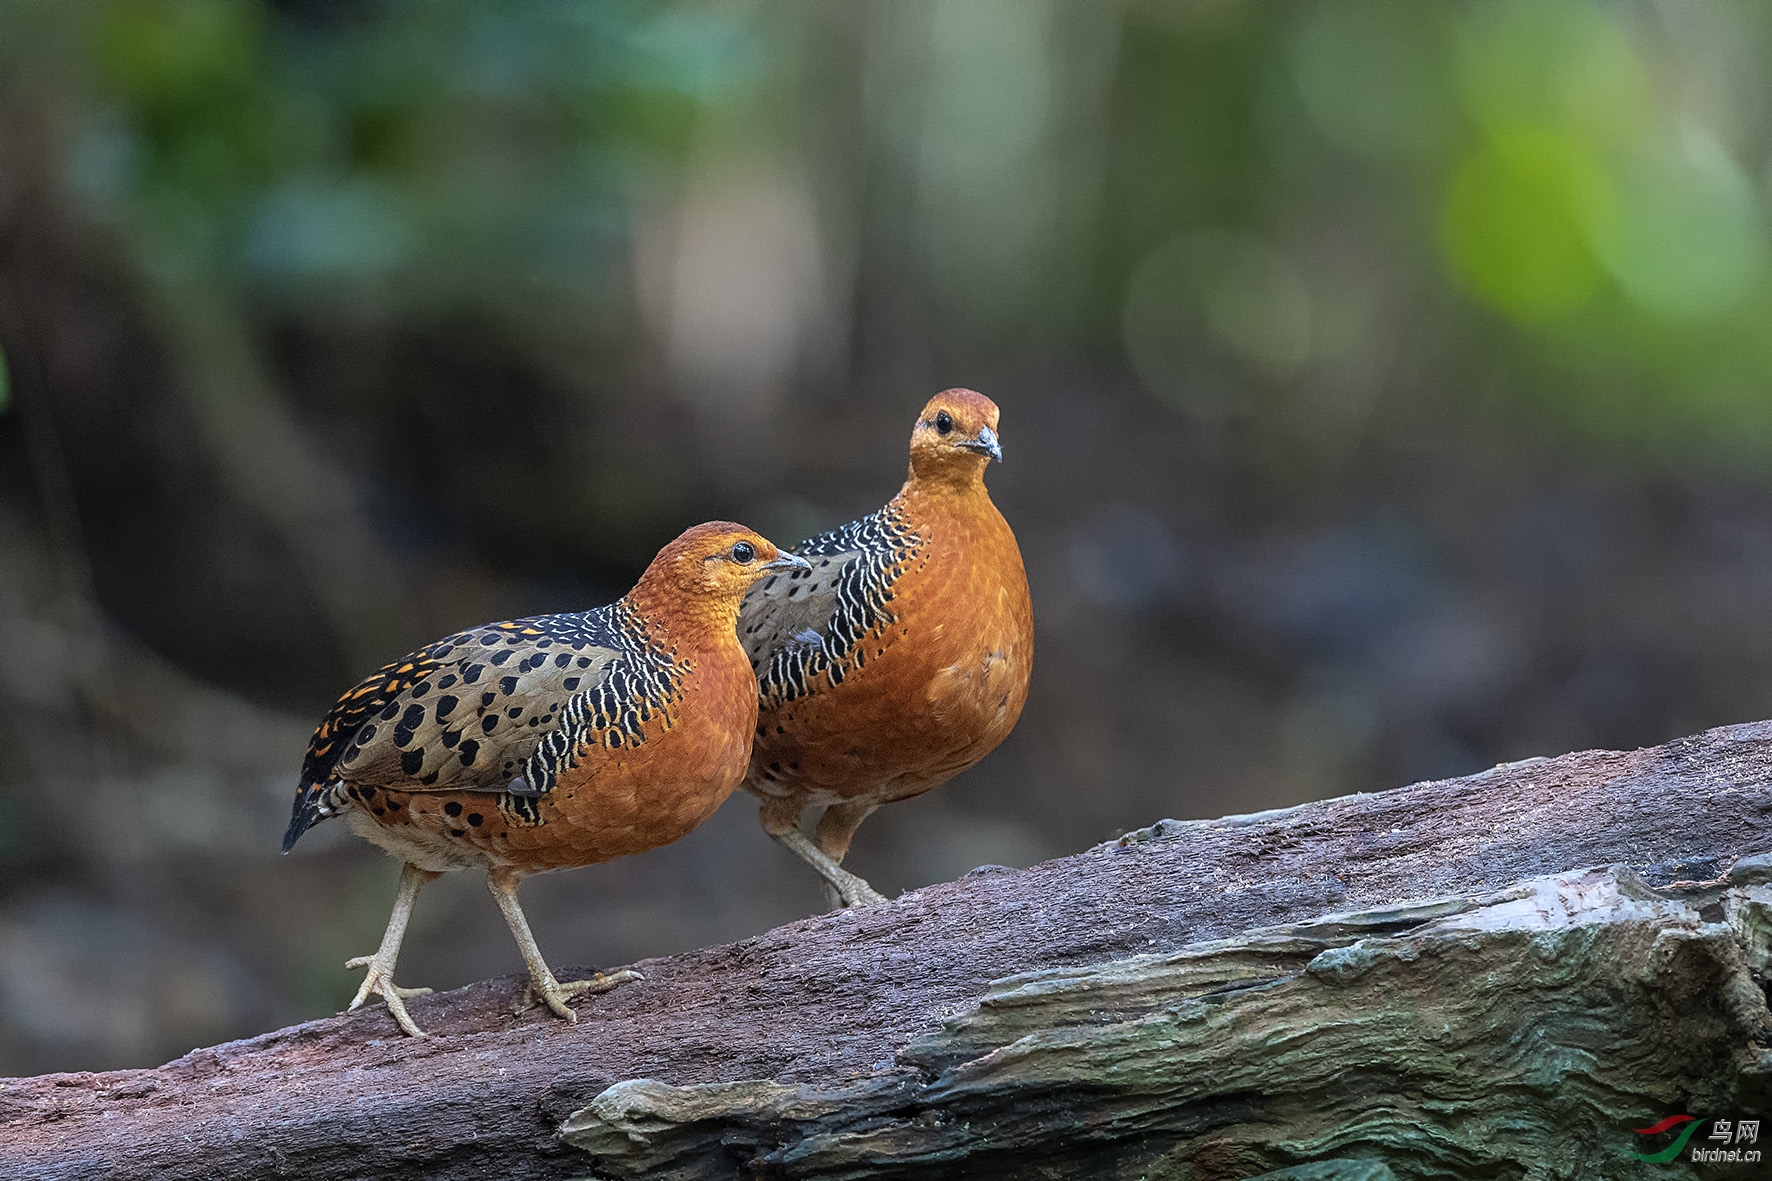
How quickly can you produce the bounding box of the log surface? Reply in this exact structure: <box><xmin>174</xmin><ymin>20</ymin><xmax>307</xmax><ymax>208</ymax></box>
<box><xmin>6</xmin><ymin>721</ymin><xmax>1772</xmax><ymax>1179</ymax></box>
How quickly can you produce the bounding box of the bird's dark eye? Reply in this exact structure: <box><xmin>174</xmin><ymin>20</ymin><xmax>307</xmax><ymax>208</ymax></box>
<box><xmin>935</xmin><ymin>410</ymin><xmax>953</xmax><ymax>434</ymax></box>
<box><xmin>732</xmin><ymin>541</ymin><xmax>756</xmax><ymax>564</ymax></box>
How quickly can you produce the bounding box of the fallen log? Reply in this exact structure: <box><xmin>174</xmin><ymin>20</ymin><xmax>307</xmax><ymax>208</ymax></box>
<box><xmin>6</xmin><ymin>721</ymin><xmax>1772</xmax><ymax>1179</ymax></box>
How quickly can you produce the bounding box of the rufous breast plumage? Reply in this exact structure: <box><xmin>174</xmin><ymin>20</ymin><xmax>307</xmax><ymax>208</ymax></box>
<box><xmin>738</xmin><ymin>390</ymin><xmax>1034</xmax><ymax>908</ymax></box>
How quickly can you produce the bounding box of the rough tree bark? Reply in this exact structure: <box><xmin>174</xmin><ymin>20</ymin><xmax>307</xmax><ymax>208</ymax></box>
<box><xmin>6</xmin><ymin>721</ymin><xmax>1772</xmax><ymax>1180</ymax></box>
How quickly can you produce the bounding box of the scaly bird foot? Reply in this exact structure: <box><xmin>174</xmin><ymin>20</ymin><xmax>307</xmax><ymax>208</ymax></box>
<box><xmin>824</xmin><ymin>872</ymin><xmax>890</xmax><ymax>911</ymax></box>
<box><xmin>516</xmin><ymin>968</ymin><xmax>645</xmax><ymax>1022</ymax></box>
<box><xmin>345</xmin><ymin>953</ymin><xmax>433</xmax><ymax>1037</ymax></box>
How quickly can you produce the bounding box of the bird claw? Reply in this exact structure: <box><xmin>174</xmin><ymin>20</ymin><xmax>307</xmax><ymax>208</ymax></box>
<box><xmin>515</xmin><ymin>969</ymin><xmax>644</xmax><ymax>1021</ymax></box>
<box><xmin>345</xmin><ymin>954</ymin><xmax>432</xmax><ymax>1036</ymax></box>
<box><xmin>823</xmin><ymin>873</ymin><xmax>890</xmax><ymax>911</ymax></box>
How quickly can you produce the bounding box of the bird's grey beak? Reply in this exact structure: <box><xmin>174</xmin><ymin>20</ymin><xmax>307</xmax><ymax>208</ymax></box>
<box><xmin>764</xmin><ymin>552</ymin><xmax>811</xmax><ymax>572</ymax></box>
<box><xmin>960</xmin><ymin>425</ymin><xmax>1003</xmax><ymax>462</ymax></box>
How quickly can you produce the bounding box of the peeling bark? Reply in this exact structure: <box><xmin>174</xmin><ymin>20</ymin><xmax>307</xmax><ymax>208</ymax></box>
<box><xmin>564</xmin><ymin>866</ymin><xmax>1772</xmax><ymax>1178</ymax></box>
<box><xmin>6</xmin><ymin>722</ymin><xmax>1772</xmax><ymax>1179</ymax></box>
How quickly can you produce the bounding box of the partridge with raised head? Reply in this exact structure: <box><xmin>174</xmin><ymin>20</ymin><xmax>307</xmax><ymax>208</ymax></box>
<box><xmin>740</xmin><ymin>389</ymin><xmax>1033</xmax><ymax>908</ymax></box>
<box><xmin>284</xmin><ymin>522</ymin><xmax>807</xmax><ymax>1035</ymax></box>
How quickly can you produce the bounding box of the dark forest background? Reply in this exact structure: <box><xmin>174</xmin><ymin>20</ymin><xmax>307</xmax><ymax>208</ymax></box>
<box><xmin>5</xmin><ymin>0</ymin><xmax>1772</xmax><ymax>1075</ymax></box>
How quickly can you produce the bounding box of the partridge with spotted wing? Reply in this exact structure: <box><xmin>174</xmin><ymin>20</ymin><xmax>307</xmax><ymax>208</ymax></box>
<box><xmin>283</xmin><ymin>522</ymin><xmax>807</xmax><ymax>1035</ymax></box>
<box><xmin>740</xmin><ymin>390</ymin><xmax>1033</xmax><ymax>909</ymax></box>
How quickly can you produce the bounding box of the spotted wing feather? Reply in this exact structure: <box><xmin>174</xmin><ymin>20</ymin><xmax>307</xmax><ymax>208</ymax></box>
<box><xmin>297</xmin><ymin>645</ymin><xmax>456</xmax><ymax>796</ymax></box>
<box><xmin>284</xmin><ymin>606</ymin><xmax>676</xmax><ymax>851</ymax></box>
<box><xmin>335</xmin><ymin>612</ymin><xmax>649</xmax><ymax>795</ymax></box>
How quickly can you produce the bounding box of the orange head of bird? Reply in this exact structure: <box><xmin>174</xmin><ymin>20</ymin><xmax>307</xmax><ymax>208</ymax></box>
<box><xmin>629</xmin><ymin>521</ymin><xmax>808</xmax><ymax>624</ymax></box>
<box><xmin>907</xmin><ymin>388</ymin><xmax>1003</xmax><ymax>487</ymax></box>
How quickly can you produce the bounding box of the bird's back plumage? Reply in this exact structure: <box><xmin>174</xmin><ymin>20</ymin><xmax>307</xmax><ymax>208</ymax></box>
<box><xmin>284</xmin><ymin>604</ymin><xmax>671</xmax><ymax>852</ymax></box>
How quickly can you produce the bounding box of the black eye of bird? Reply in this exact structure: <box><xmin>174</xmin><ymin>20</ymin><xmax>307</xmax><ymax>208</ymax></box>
<box><xmin>935</xmin><ymin>410</ymin><xmax>953</xmax><ymax>434</ymax></box>
<box><xmin>732</xmin><ymin>541</ymin><xmax>756</xmax><ymax>564</ymax></box>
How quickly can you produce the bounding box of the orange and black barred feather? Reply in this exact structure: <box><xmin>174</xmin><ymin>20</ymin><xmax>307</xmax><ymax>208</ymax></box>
<box><xmin>285</xmin><ymin>643</ymin><xmax>455</xmax><ymax>850</ymax></box>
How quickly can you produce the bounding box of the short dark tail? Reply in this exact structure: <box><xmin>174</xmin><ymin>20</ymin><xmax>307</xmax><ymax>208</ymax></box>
<box><xmin>282</xmin><ymin>783</ymin><xmax>327</xmax><ymax>853</ymax></box>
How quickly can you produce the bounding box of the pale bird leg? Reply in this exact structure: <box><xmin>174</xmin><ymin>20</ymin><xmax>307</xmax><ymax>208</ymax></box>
<box><xmin>485</xmin><ymin>866</ymin><xmax>642</xmax><ymax>1023</ymax></box>
<box><xmin>813</xmin><ymin>801</ymin><xmax>882</xmax><ymax>911</ymax></box>
<box><xmin>772</xmin><ymin>827</ymin><xmax>890</xmax><ymax>910</ymax></box>
<box><xmin>345</xmin><ymin>862</ymin><xmax>441</xmax><ymax>1037</ymax></box>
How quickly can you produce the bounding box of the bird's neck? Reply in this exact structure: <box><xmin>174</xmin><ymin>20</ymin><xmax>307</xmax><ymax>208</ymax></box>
<box><xmin>617</xmin><ymin>587</ymin><xmax>744</xmax><ymax>656</ymax></box>
<box><xmin>899</xmin><ymin>464</ymin><xmax>993</xmax><ymax>520</ymax></box>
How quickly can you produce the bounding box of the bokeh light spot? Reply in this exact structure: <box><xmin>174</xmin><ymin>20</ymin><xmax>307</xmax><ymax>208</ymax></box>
<box><xmin>1440</xmin><ymin>127</ymin><xmax>1611</xmax><ymax>321</ymax></box>
<box><xmin>246</xmin><ymin>177</ymin><xmax>414</xmax><ymax>283</ymax></box>
<box><xmin>1124</xmin><ymin>229</ymin><xmax>1315</xmax><ymax>404</ymax></box>
<box><xmin>1587</xmin><ymin>128</ymin><xmax>1767</xmax><ymax>321</ymax></box>
<box><xmin>1457</xmin><ymin>0</ymin><xmax>1646</xmax><ymax>147</ymax></box>
<box><xmin>1205</xmin><ymin>238</ymin><xmax>1313</xmax><ymax>376</ymax></box>
<box><xmin>1287</xmin><ymin>0</ymin><xmax>1446</xmax><ymax>160</ymax></box>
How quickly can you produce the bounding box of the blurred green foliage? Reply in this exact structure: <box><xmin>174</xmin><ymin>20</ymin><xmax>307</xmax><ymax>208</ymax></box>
<box><xmin>1225</xmin><ymin>0</ymin><xmax>1772</xmax><ymax>463</ymax></box>
<box><xmin>1442</xmin><ymin>1</ymin><xmax>1768</xmax><ymax>326</ymax></box>
<box><xmin>18</xmin><ymin>0</ymin><xmax>1767</xmax><ymax>466</ymax></box>
<box><xmin>73</xmin><ymin>0</ymin><xmax>752</xmax><ymax>327</ymax></box>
